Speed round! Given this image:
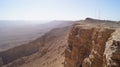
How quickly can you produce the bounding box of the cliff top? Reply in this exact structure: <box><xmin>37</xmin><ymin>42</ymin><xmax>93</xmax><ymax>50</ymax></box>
<box><xmin>74</xmin><ymin>18</ymin><xmax>120</xmax><ymax>29</ymax></box>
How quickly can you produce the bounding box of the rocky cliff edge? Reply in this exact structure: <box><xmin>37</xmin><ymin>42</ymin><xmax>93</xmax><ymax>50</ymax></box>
<box><xmin>65</xmin><ymin>18</ymin><xmax>120</xmax><ymax>67</ymax></box>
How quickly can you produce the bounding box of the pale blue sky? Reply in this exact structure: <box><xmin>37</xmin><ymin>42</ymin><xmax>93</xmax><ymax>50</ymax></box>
<box><xmin>0</xmin><ymin>0</ymin><xmax>120</xmax><ymax>21</ymax></box>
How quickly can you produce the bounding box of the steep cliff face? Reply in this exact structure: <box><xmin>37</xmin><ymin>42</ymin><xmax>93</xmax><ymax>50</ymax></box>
<box><xmin>103</xmin><ymin>29</ymin><xmax>120</xmax><ymax>67</ymax></box>
<box><xmin>65</xmin><ymin>18</ymin><xmax>120</xmax><ymax>67</ymax></box>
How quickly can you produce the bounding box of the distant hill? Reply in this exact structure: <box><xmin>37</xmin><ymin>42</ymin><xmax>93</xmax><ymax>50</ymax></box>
<box><xmin>0</xmin><ymin>20</ymin><xmax>74</xmax><ymax>51</ymax></box>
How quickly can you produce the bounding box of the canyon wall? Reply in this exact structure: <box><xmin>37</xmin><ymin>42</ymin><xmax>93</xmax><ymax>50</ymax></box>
<box><xmin>65</xmin><ymin>19</ymin><xmax>120</xmax><ymax>67</ymax></box>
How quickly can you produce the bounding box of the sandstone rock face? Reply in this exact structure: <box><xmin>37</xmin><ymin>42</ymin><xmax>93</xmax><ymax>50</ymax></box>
<box><xmin>103</xmin><ymin>30</ymin><xmax>120</xmax><ymax>67</ymax></box>
<box><xmin>65</xmin><ymin>19</ymin><xmax>120</xmax><ymax>67</ymax></box>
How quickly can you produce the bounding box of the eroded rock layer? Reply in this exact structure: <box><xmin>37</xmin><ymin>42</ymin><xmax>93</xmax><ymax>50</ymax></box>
<box><xmin>65</xmin><ymin>18</ymin><xmax>120</xmax><ymax>67</ymax></box>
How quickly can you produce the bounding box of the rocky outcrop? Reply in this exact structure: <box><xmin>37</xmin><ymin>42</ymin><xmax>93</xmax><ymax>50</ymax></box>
<box><xmin>103</xmin><ymin>30</ymin><xmax>120</xmax><ymax>67</ymax></box>
<box><xmin>65</xmin><ymin>18</ymin><xmax>120</xmax><ymax>67</ymax></box>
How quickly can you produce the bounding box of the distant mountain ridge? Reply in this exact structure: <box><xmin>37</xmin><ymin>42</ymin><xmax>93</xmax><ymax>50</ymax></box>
<box><xmin>0</xmin><ymin>20</ymin><xmax>75</xmax><ymax>51</ymax></box>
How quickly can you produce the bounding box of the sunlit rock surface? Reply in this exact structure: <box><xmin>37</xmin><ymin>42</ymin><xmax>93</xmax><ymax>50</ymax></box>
<box><xmin>65</xmin><ymin>18</ymin><xmax>120</xmax><ymax>67</ymax></box>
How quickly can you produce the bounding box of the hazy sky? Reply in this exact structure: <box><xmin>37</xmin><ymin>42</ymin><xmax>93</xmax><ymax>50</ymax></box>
<box><xmin>0</xmin><ymin>0</ymin><xmax>120</xmax><ymax>21</ymax></box>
